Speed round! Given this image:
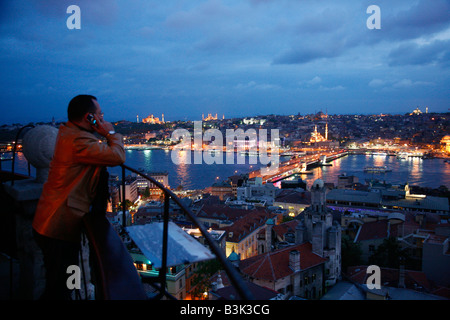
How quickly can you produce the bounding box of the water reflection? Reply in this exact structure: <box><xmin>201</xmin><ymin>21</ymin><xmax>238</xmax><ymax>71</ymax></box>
<box><xmin>8</xmin><ymin>151</ymin><xmax>450</xmax><ymax>190</ymax></box>
<box><xmin>302</xmin><ymin>154</ymin><xmax>450</xmax><ymax>189</ymax></box>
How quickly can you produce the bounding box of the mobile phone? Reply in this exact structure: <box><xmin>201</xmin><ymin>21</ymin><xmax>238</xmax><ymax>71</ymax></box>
<box><xmin>87</xmin><ymin>113</ymin><xmax>97</xmax><ymax>126</ymax></box>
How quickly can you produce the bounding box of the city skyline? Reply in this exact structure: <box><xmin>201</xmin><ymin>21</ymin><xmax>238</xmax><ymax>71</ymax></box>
<box><xmin>1</xmin><ymin>0</ymin><xmax>449</xmax><ymax>125</ymax></box>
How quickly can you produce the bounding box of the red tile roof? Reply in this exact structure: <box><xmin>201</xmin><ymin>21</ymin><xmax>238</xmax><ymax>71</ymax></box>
<box><xmin>222</xmin><ymin>209</ymin><xmax>276</xmax><ymax>242</ymax></box>
<box><xmin>239</xmin><ymin>242</ymin><xmax>327</xmax><ymax>281</ymax></box>
<box><xmin>198</xmin><ymin>204</ymin><xmax>269</xmax><ymax>222</ymax></box>
<box><xmin>355</xmin><ymin>219</ymin><xmax>402</xmax><ymax>241</ymax></box>
<box><xmin>273</xmin><ymin>219</ymin><xmax>300</xmax><ymax>239</ymax></box>
<box><xmin>274</xmin><ymin>189</ymin><xmax>311</xmax><ymax>205</ymax></box>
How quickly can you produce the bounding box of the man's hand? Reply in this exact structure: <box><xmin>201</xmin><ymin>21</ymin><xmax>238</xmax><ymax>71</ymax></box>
<box><xmin>92</xmin><ymin>114</ymin><xmax>114</xmax><ymax>137</ymax></box>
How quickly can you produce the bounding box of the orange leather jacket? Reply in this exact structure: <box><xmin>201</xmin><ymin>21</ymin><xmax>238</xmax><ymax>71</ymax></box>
<box><xmin>32</xmin><ymin>121</ymin><xmax>125</xmax><ymax>243</ymax></box>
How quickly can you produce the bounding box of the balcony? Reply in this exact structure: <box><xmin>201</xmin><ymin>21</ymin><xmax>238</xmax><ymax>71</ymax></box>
<box><xmin>0</xmin><ymin>125</ymin><xmax>254</xmax><ymax>300</ymax></box>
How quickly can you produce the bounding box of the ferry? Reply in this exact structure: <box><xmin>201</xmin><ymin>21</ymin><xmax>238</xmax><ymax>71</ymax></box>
<box><xmin>364</xmin><ymin>165</ymin><xmax>392</xmax><ymax>173</ymax></box>
<box><xmin>367</xmin><ymin>151</ymin><xmax>387</xmax><ymax>156</ymax></box>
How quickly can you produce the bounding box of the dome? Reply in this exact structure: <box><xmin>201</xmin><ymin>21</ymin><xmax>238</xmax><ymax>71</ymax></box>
<box><xmin>312</xmin><ymin>179</ymin><xmax>325</xmax><ymax>189</ymax></box>
<box><xmin>266</xmin><ymin>218</ymin><xmax>274</xmax><ymax>225</ymax></box>
<box><xmin>228</xmin><ymin>251</ymin><xmax>240</xmax><ymax>262</ymax></box>
<box><xmin>22</xmin><ymin>125</ymin><xmax>58</xmax><ymax>169</ymax></box>
<box><xmin>22</xmin><ymin>125</ymin><xmax>58</xmax><ymax>183</ymax></box>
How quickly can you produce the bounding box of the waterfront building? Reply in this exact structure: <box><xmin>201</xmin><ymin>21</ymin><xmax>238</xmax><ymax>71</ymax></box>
<box><xmin>242</xmin><ymin>117</ymin><xmax>267</xmax><ymax>126</ymax></box>
<box><xmin>337</xmin><ymin>173</ymin><xmax>359</xmax><ymax>189</ymax></box>
<box><xmin>441</xmin><ymin>135</ymin><xmax>450</xmax><ymax>154</ymax></box>
<box><xmin>135</xmin><ymin>171</ymin><xmax>169</xmax><ymax>199</ymax></box>
<box><xmin>326</xmin><ymin>185</ymin><xmax>450</xmax><ymax>215</ymax></box>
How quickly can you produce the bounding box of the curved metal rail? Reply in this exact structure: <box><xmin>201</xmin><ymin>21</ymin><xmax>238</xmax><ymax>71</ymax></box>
<box><xmin>120</xmin><ymin>164</ymin><xmax>254</xmax><ymax>300</ymax></box>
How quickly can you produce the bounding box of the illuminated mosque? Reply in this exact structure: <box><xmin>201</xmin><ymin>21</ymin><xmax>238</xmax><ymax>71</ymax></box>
<box><xmin>139</xmin><ymin>114</ymin><xmax>165</xmax><ymax>124</ymax></box>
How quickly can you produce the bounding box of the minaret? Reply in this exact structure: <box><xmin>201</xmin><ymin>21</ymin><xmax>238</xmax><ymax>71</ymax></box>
<box><xmin>137</xmin><ymin>115</ymin><xmax>139</xmax><ymax>123</ymax></box>
<box><xmin>162</xmin><ymin>113</ymin><xmax>165</xmax><ymax>123</ymax></box>
<box><xmin>325</xmin><ymin>122</ymin><xmax>328</xmax><ymax>141</ymax></box>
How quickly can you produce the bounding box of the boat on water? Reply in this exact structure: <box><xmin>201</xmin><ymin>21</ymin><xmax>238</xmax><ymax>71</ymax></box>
<box><xmin>364</xmin><ymin>165</ymin><xmax>392</xmax><ymax>173</ymax></box>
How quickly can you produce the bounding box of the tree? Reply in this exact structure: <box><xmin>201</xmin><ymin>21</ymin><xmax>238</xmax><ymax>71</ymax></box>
<box><xmin>119</xmin><ymin>199</ymin><xmax>133</xmax><ymax>211</ymax></box>
<box><xmin>341</xmin><ymin>234</ymin><xmax>362</xmax><ymax>271</ymax></box>
<box><xmin>368</xmin><ymin>237</ymin><xmax>407</xmax><ymax>269</ymax></box>
<box><xmin>190</xmin><ymin>259</ymin><xmax>221</xmax><ymax>300</ymax></box>
<box><xmin>142</xmin><ymin>186</ymin><xmax>150</xmax><ymax>198</ymax></box>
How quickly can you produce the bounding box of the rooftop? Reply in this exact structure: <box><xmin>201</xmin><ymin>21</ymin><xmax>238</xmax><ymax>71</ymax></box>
<box><xmin>239</xmin><ymin>242</ymin><xmax>327</xmax><ymax>281</ymax></box>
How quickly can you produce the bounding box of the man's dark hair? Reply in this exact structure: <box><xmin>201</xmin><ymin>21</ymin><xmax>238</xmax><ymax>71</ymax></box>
<box><xmin>67</xmin><ymin>95</ymin><xmax>98</xmax><ymax>122</ymax></box>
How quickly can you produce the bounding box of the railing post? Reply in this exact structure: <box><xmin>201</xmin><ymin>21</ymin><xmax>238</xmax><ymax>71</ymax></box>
<box><xmin>160</xmin><ymin>191</ymin><xmax>171</xmax><ymax>298</ymax></box>
<box><xmin>122</xmin><ymin>165</ymin><xmax>126</xmax><ymax>230</ymax></box>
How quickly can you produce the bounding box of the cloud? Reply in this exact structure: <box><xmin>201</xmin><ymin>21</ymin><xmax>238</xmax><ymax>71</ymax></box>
<box><xmin>388</xmin><ymin>39</ymin><xmax>450</xmax><ymax>67</ymax></box>
<box><xmin>273</xmin><ymin>41</ymin><xmax>345</xmax><ymax>64</ymax></box>
<box><xmin>308</xmin><ymin>76</ymin><xmax>322</xmax><ymax>85</ymax></box>
<box><xmin>392</xmin><ymin>79</ymin><xmax>434</xmax><ymax>88</ymax></box>
<box><xmin>272</xmin><ymin>0</ymin><xmax>450</xmax><ymax>66</ymax></box>
<box><xmin>385</xmin><ymin>0</ymin><xmax>450</xmax><ymax>39</ymax></box>
<box><xmin>368</xmin><ymin>79</ymin><xmax>386</xmax><ymax>88</ymax></box>
<box><xmin>235</xmin><ymin>81</ymin><xmax>280</xmax><ymax>90</ymax></box>
<box><xmin>368</xmin><ymin>78</ymin><xmax>435</xmax><ymax>89</ymax></box>
<box><xmin>164</xmin><ymin>0</ymin><xmax>233</xmax><ymax>30</ymax></box>
<box><xmin>319</xmin><ymin>85</ymin><xmax>345</xmax><ymax>91</ymax></box>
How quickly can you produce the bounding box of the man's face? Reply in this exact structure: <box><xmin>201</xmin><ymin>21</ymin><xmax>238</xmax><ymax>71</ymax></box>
<box><xmin>92</xmin><ymin>99</ymin><xmax>103</xmax><ymax>120</ymax></box>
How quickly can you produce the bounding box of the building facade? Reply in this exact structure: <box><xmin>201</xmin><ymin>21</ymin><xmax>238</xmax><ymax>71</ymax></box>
<box><xmin>297</xmin><ymin>179</ymin><xmax>342</xmax><ymax>286</ymax></box>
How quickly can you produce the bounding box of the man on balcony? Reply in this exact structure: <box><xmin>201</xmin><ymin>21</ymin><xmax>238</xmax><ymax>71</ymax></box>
<box><xmin>32</xmin><ymin>95</ymin><xmax>126</xmax><ymax>300</ymax></box>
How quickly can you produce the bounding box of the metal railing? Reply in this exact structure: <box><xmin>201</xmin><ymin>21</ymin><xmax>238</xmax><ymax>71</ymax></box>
<box><xmin>2</xmin><ymin>124</ymin><xmax>254</xmax><ymax>300</ymax></box>
<box><xmin>120</xmin><ymin>164</ymin><xmax>254</xmax><ymax>300</ymax></box>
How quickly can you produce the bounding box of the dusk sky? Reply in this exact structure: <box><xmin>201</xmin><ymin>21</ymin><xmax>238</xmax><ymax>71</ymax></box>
<box><xmin>1</xmin><ymin>0</ymin><xmax>449</xmax><ymax>125</ymax></box>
